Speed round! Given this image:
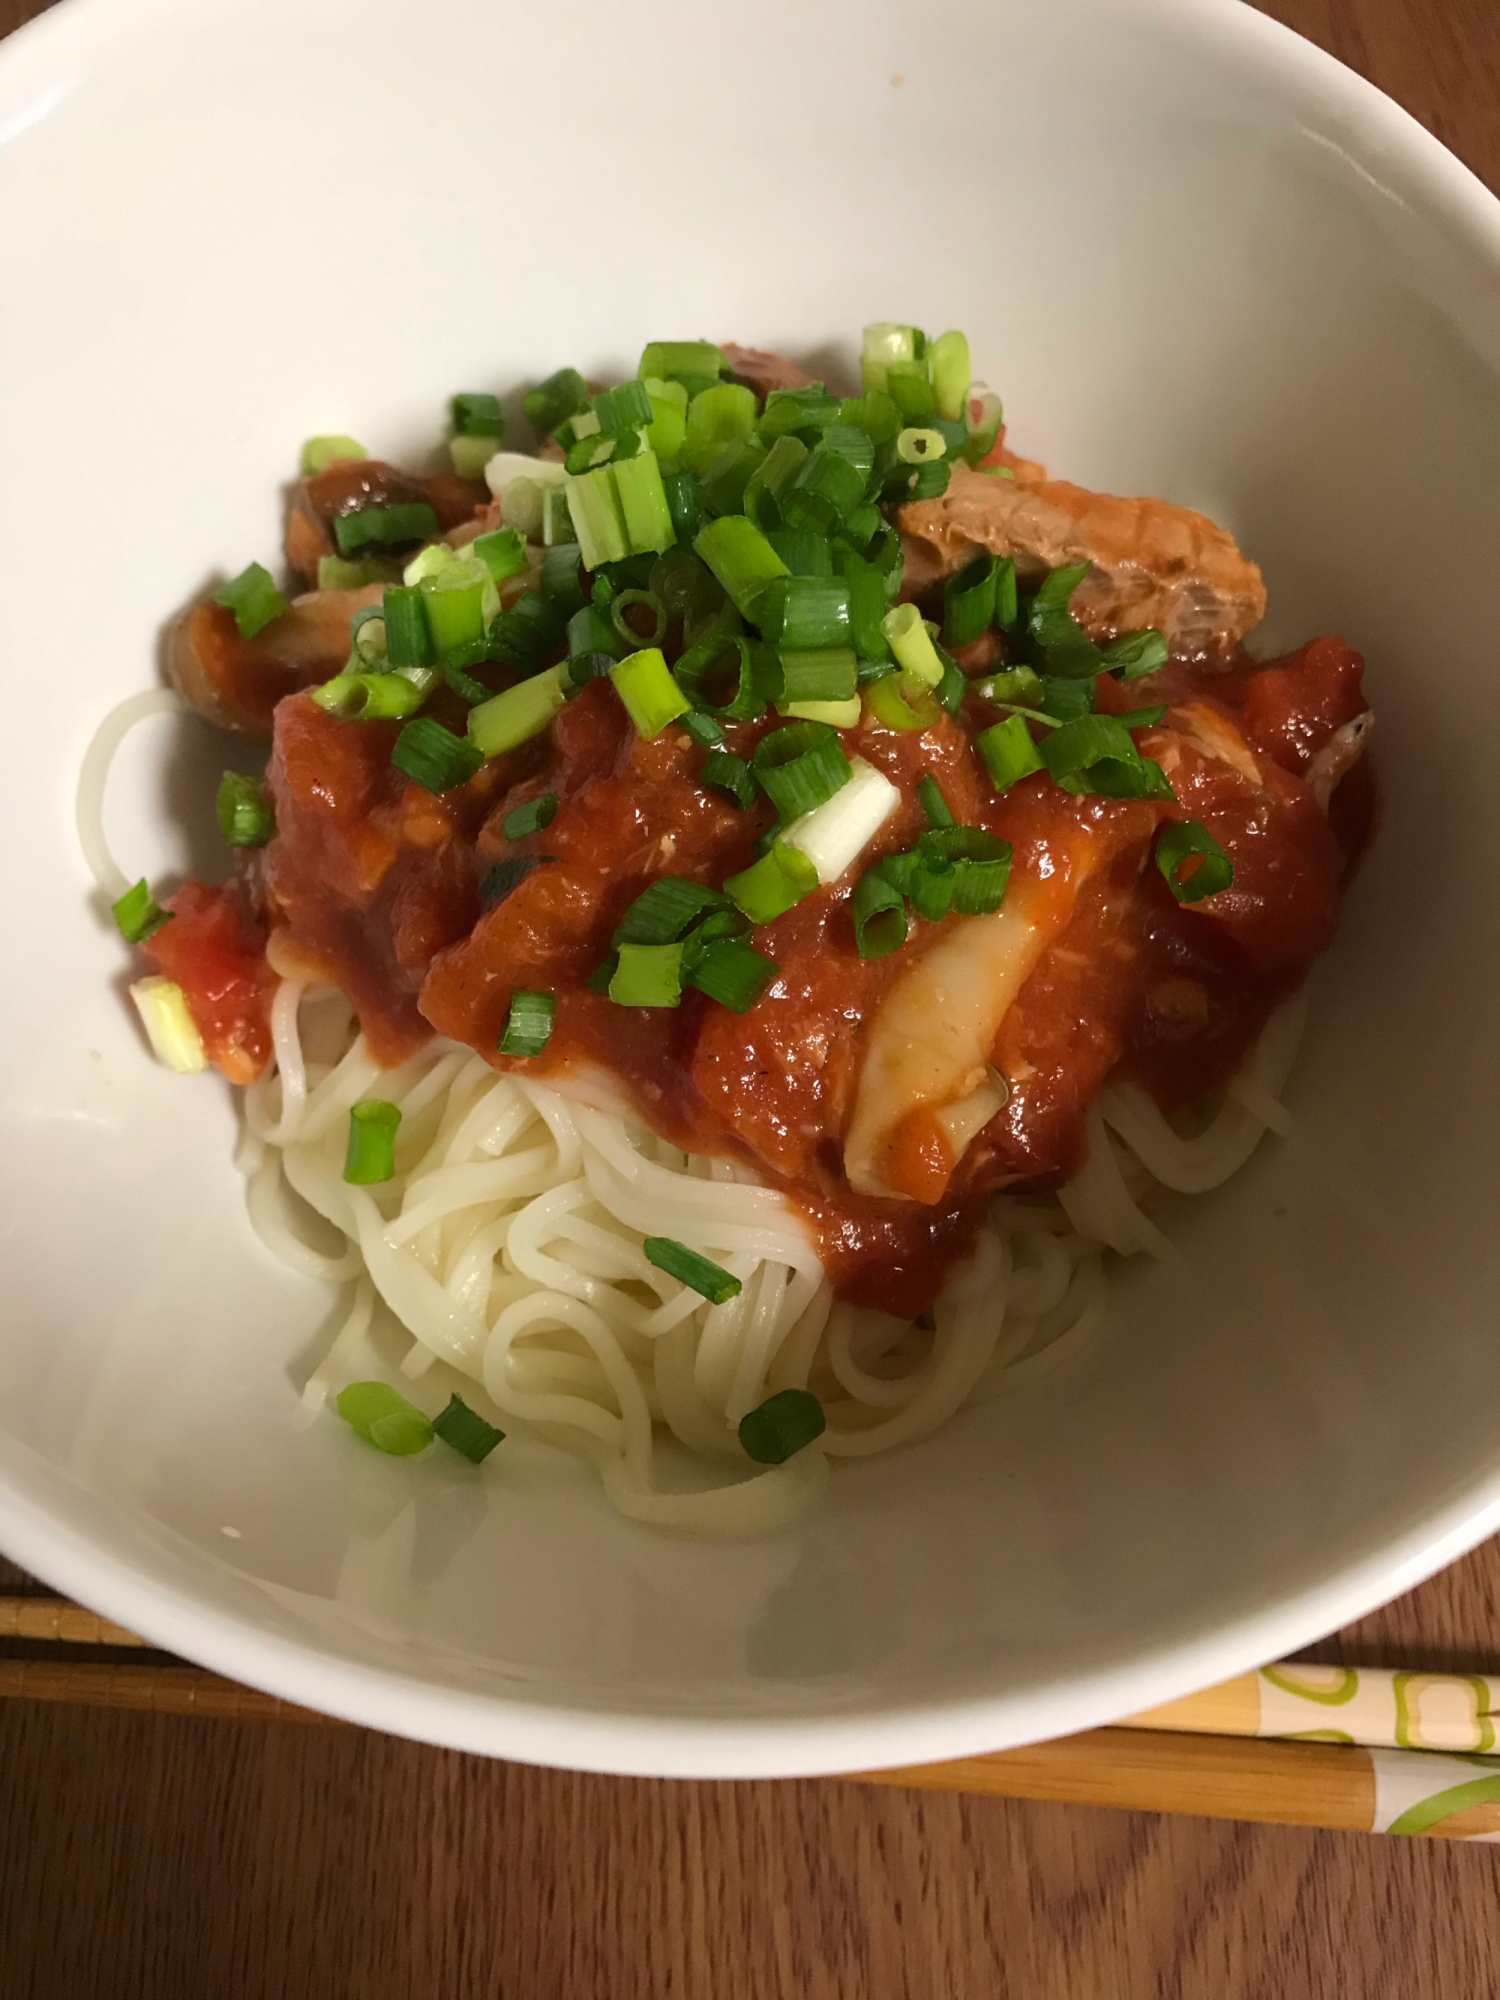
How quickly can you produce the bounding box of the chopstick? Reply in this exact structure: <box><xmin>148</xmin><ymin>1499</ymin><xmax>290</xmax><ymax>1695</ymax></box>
<box><xmin>4</xmin><ymin>1595</ymin><xmax>1498</xmax><ymax>1835</ymax></box>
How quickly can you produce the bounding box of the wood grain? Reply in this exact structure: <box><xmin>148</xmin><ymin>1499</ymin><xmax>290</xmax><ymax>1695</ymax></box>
<box><xmin>4</xmin><ymin>0</ymin><xmax>1500</xmax><ymax>1995</ymax></box>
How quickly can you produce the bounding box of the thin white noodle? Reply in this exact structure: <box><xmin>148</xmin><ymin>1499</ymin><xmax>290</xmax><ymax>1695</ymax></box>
<box><xmin>232</xmin><ymin>982</ymin><xmax>1302</xmax><ymax>1535</ymax></box>
<box><xmin>76</xmin><ymin>688</ymin><xmax>188</xmax><ymax>900</ymax></box>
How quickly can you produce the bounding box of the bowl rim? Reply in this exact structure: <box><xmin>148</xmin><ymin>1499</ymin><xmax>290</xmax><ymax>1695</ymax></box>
<box><xmin>4</xmin><ymin>0</ymin><xmax>1500</xmax><ymax>1779</ymax></box>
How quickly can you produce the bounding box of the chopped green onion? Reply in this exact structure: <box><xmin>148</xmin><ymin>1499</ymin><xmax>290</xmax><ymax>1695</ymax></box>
<box><xmin>682</xmin><ymin>382</ymin><xmax>757</xmax><ymax>476</ymax></box>
<box><xmin>567</xmin><ymin>602</ymin><xmax>621</xmax><ymax>664</ymax></box>
<box><xmin>524</xmin><ymin>366</ymin><xmax>588</xmax><ymax>436</ymax></box>
<box><xmin>756</xmin><ymin>386</ymin><xmax>839</xmax><ymax>443</ymax></box>
<box><xmin>663</xmin><ymin>470</ymin><xmax>700</xmax><ymax>546</ymax></box>
<box><xmin>934</xmin><ymin>643</ymin><xmax>968</xmax><ymax>716</ymax></box>
<box><xmin>609</xmin><ymin>647</ymin><xmax>690</xmax><ymax>738</ymax></box>
<box><xmin>724</xmin><ymin>842</ymin><xmax>818</xmax><ymax>924</ymax></box>
<box><xmin>215</xmin><ymin>771</ymin><xmax>273</xmax><ymax>847</ymax></box>
<box><xmin>300</xmin><ymin>434</ymin><xmax>367</xmax><ymax>475</ymax></box>
<box><xmin>112</xmin><ymin>878</ymin><xmax>173</xmax><ymax>945</ymax></box>
<box><xmin>962</xmin><ymin>389</ymin><xmax>1004</xmax><ymax>466</ymax></box>
<box><xmin>333</xmin><ymin>501</ymin><xmax>439</xmax><ymax>557</ymax></box>
<box><xmin>1155</xmin><ymin>820</ymin><xmax>1234</xmax><ymax>903</ymax></box>
<box><xmin>837</xmin><ymin>390</ymin><xmax>902</xmax><ymax>445</ymax></box>
<box><xmin>781</xmin><ymin>696</ymin><xmax>862</xmax><ymax>727</ymax></box>
<box><xmin>916</xmin><ymin>826</ymin><xmax>1013</xmax><ymax>914</ymax></box>
<box><xmin>694</xmin><ymin>515</ymin><xmax>789</xmax><ymax>618</ymax></box>
<box><xmin>766</xmin><ymin>525</ymin><xmax>833</xmax><ymax>579</ymax></box>
<box><xmin>682</xmin><ymin>709</ymin><xmax>726</xmax><ymax>748</ymax></box>
<box><xmin>312</xmin><ymin>670</ymin><xmax>428</xmax><ymax>721</ymax></box>
<box><xmin>862</xmin><ymin>670</ymin><xmax>941</xmax><ymax>732</ymax></box>
<box><xmin>642</xmin><ymin>377</ymin><xmax>689</xmax><ymax>464</ymax></box>
<box><xmin>344</xmin><ymin>1100</ymin><xmax>402</xmax><ymax>1185</ymax></box>
<box><xmin>317</xmin><ymin>554</ymin><xmax>399</xmax><ymax>590</ymax></box>
<box><xmin>755</xmin><ymin>577</ymin><xmax>850</xmax><ymax>650</ymax></box>
<box><xmin>612</xmin><ymin>449</ymin><xmax>676</xmax><ymax>556</ymax></box>
<box><xmin>943</xmin><ymin>553</ymin><xmax>998</xmax><ymax>647</ymax></box>
<box><xmin>782</xmin><ymin>445</ymin><xmax>866</xmax><ymax>531</ymax></box>
<box><xmin>336</xmin><ymin>1380</ymin><xmax>432</xmax><ymax>1456</ymax></box>
<box><xmin>885</xmin><ymin>361</ymin><xmax>936</xmax><ymax>421</ymax></box>
<box><xmin>1102</xmin><ymin>628</ymin><xmax>1170</xmax><ymax>681</ymax></box>
<box><xmin>639</xmin><ymin>340</ymin><xmax>726</xmax><ymax>386</ymax></box>
<box><xmin>698</xmin><ymin>439</ymin><xmax>768</xmax><ymax>519</ymax></box>
<box><xmin>918</xmin><ymin>773</ymin><xmax>956</xmax><ymax>829</ymax></box>
<box><xmin>381</xmin><ymin>585</ymin><xmax>435</xmax><ymax>669</ymax></box>
<box><xmin>674</xmin><ymin>631</ymin><xmax>761</xmax><ymax>720</ymax></box>
<box><xmin>1039</xmin><ymin>714</ymin><xmax>1175</xmax><ymax>799</ymax></box>
<box><xmin>1027</xmin><ymin>561</ymin><xmax>1102</xmax><ymax>675</ymax></box>
<box><xmin>700</xmin><ymin>748</ymin><xmax>756</xmax><ymax>809</ymax></box>
<box><xmin>743</xmin><ymin>433</ymin><xmax>810</xmax><ymax>528</ymax></box>
<box><xmin>214</xmin><ymin>561</ymin><xmax>288</xmax><ymax>640</ymax></box>
<box><xmin>540</xmin><ymin>543</ymin><xmax>586</xmax><ymax>614</ymax></box>
<box><xmin>1112</xmin><ymin>703</ymin><xmax>1169</xmax><ymax>730</ymax></box>
<box><xmin>841</xmin><ymin>551</ymin><xmax>890</xmax><ymax>662</ymax></box>
<box><xmin>685</xmin><ymin>937</ymin><xmax>778</xmax><ymax>1012</ymax></box>
<box><xmin>450</xmin><ymin>434</ymin><xmax>496</xmax><ymax>480</ymax></box>
<box><xmin>851</xmin><ymin>864</ymin><xmax>909</xmax><ymax>958</ymax></box>
<box><xmin>896</xmin><ymin>426</ymin><xmax>946</xmax><ymax>464</ymax></box>
<box><xmin>498</xmin><ymin>987</ymin><xmax>556</xmax><ymax>1056</ymax></box>
<box><xmin>779</xmin><ymin>754</ymin><xmax>899</xmax><ymax>884</ymax></box>
<box><xmin>738</xmin><ymin>1386</ymin><xmax>826</xmax><ymax>1464</ymax></box>
<box><xmin>752</xmin><ymin>720</ymin><xmax>851</xmax><ymax>819</ymax></box>
<box><xmin>470</xmin><ymin>527</ymin><xmax>528</xmax><ymax>583</ymax></box>
<box><xmin>129</xmin><ymin>975</ymin><xmax>206</xmax><ymax>1073</ymax></box>
<box><xmin>392</xmin><ymin>716</ymin><xmax>485</xmax><ymax>793</ymax></box>
<box><xmin>468</xmin><ymin>662</ymin><xmax>569</xmax><ymax>756</ymax></box>
<box><xmin>765</xmin><ymin>648</ymin><xmax>858</xmax><ymax>705</ymax></box>
<box><xmin>420</xmin><ymin>566</ymin><xmax>487</xmax><ymax>655</ymax></box>
<box><xmin>929</xmin><ymin>330</ymin><xmax>972</xmax><ymax>422</ymax></box>
<box><xmin>592</xmin><ymin>380</ymin><xmax>653</xmax><ymax>436</ymax></box>
<box><xmin>982</xmin><ymin>664</ymin><xmax>1043</xmax><ymax>706</ymax></box>
<box><xmin>976</xmin><ymin>714</ymin><xmax>1046</xmax><ymax>792</ymax></box>
<box><xmin>609</xmin><ymin>941</ymin><xmax>684</xmax><ymax>1007</ymax></box>
<box><xmin>502</xmin><ymin>792</ymin><xmax>558</xmax><ymax>840</ymax></box>
<box><xmin>643</xmin><ymin>1235</ymin><xmax>742</xmax><ymax>1304</ymax></box>
<box><xmin>882</xmin><ymin>602</ymin><xmax>945</xmax><ymax>687</ymax></box>
<box><xmin>1038</xmin><ymin>674</ymin><xmax>1096</xmax><ymax>722</ymax></box>
<box><xmin>451</xmin><ymin>391</ymin><xmax>504</xmax><ymax>439</ymax></box>
<box><xmin>481</xmin><ymin>854</ymin><xmax>550</xmax><ymax>906</ymax></box>
<box><xmin>613</xmin><ymin>876</ymin><xmax>729</xmax><ymax>949</ymax></box>
<box><xmin>884</xmin><ymin>457</ymin><xmax>950</xmax><ymax>504</ymax></box>
<box><xmin>609</xmin><ymin>588</ymin><xmax>667</xmax><ymax>650</ymax></box>
<box><xmin>490</xmin><ymin>592</ymin><xmax>567</xmax><ymax>671</ymax></box>
<box><xmin>566</xmin><ymin>464</ymin><xmax>629</xmax><ymax>569</ymax></box>
<box><xmin>860</xmin><ymin>323</ymin><xmax>919</xmax><ymax>395</ymax></box>
<box><xmin>432</xmin><ymin>1393</ymin><xmax>505</xmax><ymax>1463</ymax></box>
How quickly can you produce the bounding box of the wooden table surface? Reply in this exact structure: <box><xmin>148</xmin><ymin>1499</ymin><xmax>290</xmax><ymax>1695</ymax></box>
<box><xmin>4</xmin><ymin>0</ymin><xmax>1500</xmax><ymax>1993</ymax></box>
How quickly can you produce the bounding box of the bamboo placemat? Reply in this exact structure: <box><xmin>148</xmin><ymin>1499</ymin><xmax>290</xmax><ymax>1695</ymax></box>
<box><xmin>4</xmin><ymin>1582</ymin><xmax>1498</xmax><ymax>1837</ymax></box>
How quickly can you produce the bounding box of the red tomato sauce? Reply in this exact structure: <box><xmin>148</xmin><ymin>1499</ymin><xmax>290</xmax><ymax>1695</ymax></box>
<box><xmin>175</xmin><ymin>633</ymin><xmax>1370</xmax><ymax>1316</ymax></box>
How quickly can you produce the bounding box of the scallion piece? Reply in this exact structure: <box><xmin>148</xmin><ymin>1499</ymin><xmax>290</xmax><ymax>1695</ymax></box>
<box><xmin>841</xmin><ymin>551</ymin><xmax>890</xmax><ymax>663</ymax></box>
<box><xmin>755</xmin><ymin>576</ymin><xmax>850</xmax><ymax>650</ymax></box>
<box><xmin>609</xmin><ymin>647</ymin><xmax>690</xmax><ymax>738</ymax></box>
<box><xmin>860</xmin><ymin>323</ymin><xmax>919</xmax><ymax>396</ymax></box>
<box><xmin>592</xmin><ymin>379</ymin><xmax>653</xmax><ymax>436</ymax></box>
<box><xmin>976</xmin><ymin>714</ymin><xmax>1045</xmax><ymax>793</ymax></box>
<box><xmin>1102</xmin><ymin>628</ymin><xmax>1170</xmax><ymax>681</ymax></box>
<box><xmin>929</xmin><ymin>330</ymin><xmax>972</xmax><ymax>422</ymax></box>
<box><xmin>490</xmin><ymin>591</ymin><xmax>567</xmax><ymax>671</ymax></box>
<box><xmin>1039</xmin><ymin>714</ymin><xmax>1175</xmax><ymax>800</ymax></box>
<box><xmin>464</xmin><ymin>530</ymin><xmax>525</xmax><ymax>589</ymax></box>
<box><xmin>782</xmin><ymin>446</ymin><xmax>866</xmax><ymax>531</ymax></box>
<box><xmin>336</xmin><ymin>1380</ymin><xmax>432</xmax><ymax>1456</ymax></box>
<box><xmin>918</xmin><ymin>773</ymin><xmax>956</xmax><ymax>830</ymax></box>
<box><xmin>1038</xmin><ymin>674</ymin><xmax>1096</xmax><ymax>722</ymax></box>
<box><xmin>643</xmin><ymin>377</ymin><xmax>689</xmax><ymax>464</ymax></box>
<box><xmin>1027</xmin><ymin>561</ymin><xmax>1102</xmax><ymax>676</ymax></box>
<box><xmin>333</xmin><ymin>501</ymin><xmax>440</xmax><ymax>557</ymax></box>
<box><xmin>682</xmin><ymin>382</ymin><xmax>757</xmax><ymax>476</ymax></box>
<box><xmin>674</xmin><ymin>631</ymin><xmax>762</xmax><ymax>720</ymax></box>
<box><xmin>886</xmin><ymin>361</ymin><xmax>936</xmax><ymax>421</ymax></box>
<box><xmin>216</xmin><ymin>771</ymin><xmax>274</xmax><ymax>847</ymax></box>
<box><xmin>481</xmin><ymin>854</ymin><xmax>550</xmax><ymax>906</ymax></box>
<box><xmin>778</xmin><ymin>754</ymin><xmax>899</xmax><ymax>885</ymax></box>
<box><xmin>524</xmin><ymin>366</ymin><xmax>588</xmax><ymax>436</ymax></box>
<box><xmin>344</xmin><ymin>1100</ymin><xmax>402</xmax><ymax>1185</ymax></box>
<box><xmin>613</xmin><ymin>876</ymin><xmax>730</xmax><ymax>949</ymax></box>
<box><xmin>129</xmin><ymin>976</ymin><xmax>206</xmax><ymax>1073</ymax></box>
<box><xmin>698</xmin><ymin>439</ymin><xmax>767</xmax><ymax>520</ymax></box>
<box><xmin>502</xmin><ymin>792</ymin><xmax>558</xmax><ymax>840</ymax></box>
<box><xmin>112</xmin><ymin>878</ymin><xmax>173</xmax><ymax>945</ymax></box>
<box><xmin>639</xmin><ymin>340</ymin><xmax>726</xmax><ymax>386</ymax></box>
<box><xmin>612</xmin><ymin>449</ymin><xmax>676</xmax><ymax>556</ymax></box>
<box><xmin>882</xmin><ymin>603</ymin><xmax>945</xmax><ymax>687</ymax></box>
<box><xmin>751</xmin><ymin>721</ymin><xmax>851</xmax><ymax>819</ymax></box>
<box><xmin>451</xmin><ymin>391</ymin><xmax>504</xmax><ymax>439</ymax></box>
<box><xmin>643</xmin><ymin>1236</ymin><xmax>742</xmax><ymax>1304</ymax></box>
<box><xmin>942</xmin><ymin>553</ymin><xmax>998</xmax><ymax>647</ymax></box>
<box><xmin>851</xmin><ymin>864</ymin><xmax>909</xmax><ymax>958</ymax></box>
<box><xmin>1112</xmin><ymin>703</ymin><xmax>1169</xmax><ymax>730</ymax></box>
<box><xmin>934</xmin><ymin>644</ymin><xmax>968</xmax><ymax>716</ymax></box>
<box><xmin>694</xmin><ymin>515</ymin><xmax>789</xmax><ymax>618</ymax></box>
<box><xmin>420</xmin><ymin>567</ymin><xmax>487</xmax><ymax>656</ymax></box>
<box><xmin>663</xmin><ymin>470</ymin><xmax>700</xmax><ymax>547</ymax></box>
<box><xmin>609</xmin><ymin>588</ymin><xmax>667</xmax><ymax>650</ymax></box>
<box><xmin>685</xmin><ymin>937</ymin><xmax>778</xmax><ymax>1012</ymax></box>
<box><xmin>837</xmin><ymin>390</ymin><xmax>901</xmax><ymax>445</ymax></box>
<box><xmin>566</xmin><ymin>464</ymin><xmax>630</xmax><ymax>569</ymax></box>
<box><xmin>896</xmin><ymin>426</ymin><xmax>946</xmax><ymax>464</ymax></box>
<box><xmin>468</xmin><ymin>663</ymin><xmax>569</xmax><ymax>757</ymax></box>
<box><xmin>743</xmin><ymin>432</ymin><xmax>810</xmax><ymax>529</ymax></box>
<box><xmin>214</xmin><ymin>561</ymin><xmax>288</xmax><ymax>640</ymax></box>
<box><xmin>724</xmin><ymin>843</ymin><xmax>818</xmax><ymax>924</ymax></box>
<box><xmin>317</xmin><ymin>554</ymin><xmax>400</xmax><ymax>590</ymax></box>
<box><xmin>381</xmin><ymin>585</ymin><xmax>435</xmax><ymax>669</ymax></box>
<box><xmin>608</xmin><ymin>941</ymin><xmax>684</xmax><ymax>1008</ymax></box>
<box><xmin>312</xmin><ymin>671</ymin><xmax>428</xmax><ymax>721</ymax></box>
<box><xmin>432</xmin><ymin>1393</ymin><xmax>505</xmax><ymax>1463</ymax></box>
<box><xmin>738</xmin><ymin>1386</ymin><xmax>826</xmax><ymax>1464</ymax></box>
<box><xmin>567</xmin><ymin>602</ymin><xmax>621</xmax><ymax>665</ymax></box>
<box><xmin>767</xmin><ymin>648</ymin><xmax>858</xmax><ymax>705</ymax></box>
<box><xmin>962</xmin><ymin>388</ymin><xmax>1004</xmax><ymax>466</ymax></box>
<box><xmin>862</xmin><ymin>670</ymin><xmax>941</xmax><ymax>733</ymax></box>
<box><xmin>700</xmin><ymin>749</ymin><xmax>756</xmax><ymax>809</ymax></box>
<box><xmin>539</xmin><ymin>543</ymin><xmax>586</xmax><ymax>616</ymax></box>
<box><xmin>391</xmin><ymin>716</ymin><xmax>485</xmax><ymax>793</ymax></box>
<box><xmin>1155</xmin><ymin>820</ymin><xmax>1234</xmax><ymax>903</ymax></box>
<box><xmin>917</xmin><ymin>826</ymin><xmax>1013</xmax><ymax>915</ymax></box>
<box><xmin>450</xmin><ymin>435</ymin><xmax>496</xmax><ymax>480</ymax></box>
<box><xmin>756</xmin><ymin>386</ymin><xmax>839</xmax><ymax>444</ymax></box>
<box><xmin>682</xmin><ymin>709</ymin><xmax>726</xmax><ymax>749</ymax></box>
<box><xmin>300</xmin><ymin>434</ymin><xmax>367</xmax><ymax>475</ymax></box>
<box><xmin>499</xmin><ymin>987</ymin><xmax>557</xmax><ymax>1056</ymax></box>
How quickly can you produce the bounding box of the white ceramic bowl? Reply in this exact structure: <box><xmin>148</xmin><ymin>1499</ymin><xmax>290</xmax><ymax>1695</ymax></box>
<box><xmin>3</xmin><ymin>0</ymin><xmax>1499</xmax><ymax>1780</ymax></box>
